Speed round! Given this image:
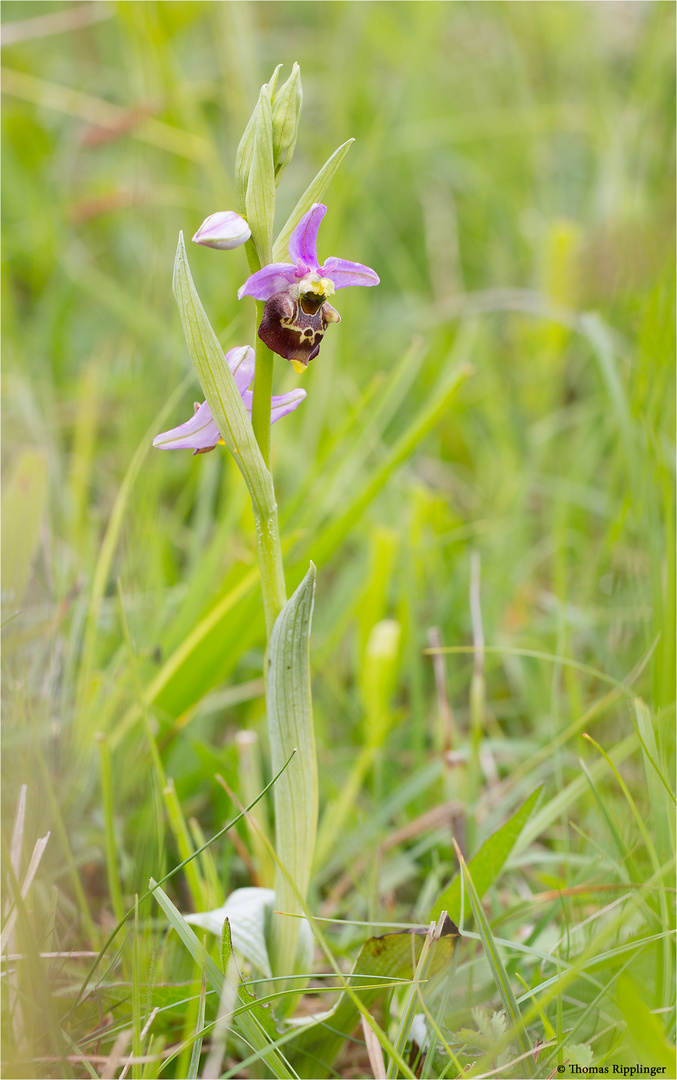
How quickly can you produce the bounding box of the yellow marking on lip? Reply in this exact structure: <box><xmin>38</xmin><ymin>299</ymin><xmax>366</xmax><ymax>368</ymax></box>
<box><xmin>290</xmin><ymin>359</ymin><xmax>307</xmax><ymax>374</ymax></box>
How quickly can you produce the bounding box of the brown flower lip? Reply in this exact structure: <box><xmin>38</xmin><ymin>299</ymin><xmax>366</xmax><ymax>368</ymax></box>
<box><xmin>257</xmin><ymin>292</ymin><xmax>340</xmax><ymax>369</ymax></box>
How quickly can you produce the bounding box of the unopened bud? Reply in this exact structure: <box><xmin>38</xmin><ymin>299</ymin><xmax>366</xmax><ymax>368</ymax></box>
<box><xmin>192</xmin><ymin>211</ymin><xmax>251</xmax><ymax>250</ymax></box>
<box><xmin>271</xmin><ymin>62</ymin><xmax>302</xmax><ymax>182</ymax></box>
<box><xmin>245</xmin><ymin>89</ymin><xmax>275</xmax><ymax>264</ymax></box>
<box><xmin>235</xmin><ymin>65</ymin><xmax>280</xmax><ymax>214</ymax></box>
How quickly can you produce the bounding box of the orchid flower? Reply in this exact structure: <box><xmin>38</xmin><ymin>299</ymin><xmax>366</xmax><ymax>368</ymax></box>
<box><xmin>237</xmin><ymin>203</ymin><xmax>379</xmax><ymax>372</ymax></box>
<box><xmin>153</xmin><ymin>345</ymin><xmax>305</xmax><ymax>455</ymax></box>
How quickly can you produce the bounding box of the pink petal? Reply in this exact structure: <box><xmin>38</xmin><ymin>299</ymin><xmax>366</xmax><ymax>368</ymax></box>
<box><xmin>288</xmin><ymin>203</ymin><xmax>326</xmax><ymax>268</ymax></box>
<box><xmin>237</xmin><ymin>263</ymin><xmax>298</xmax><ymax>301</ymax></box>
<box><xmin>153</xmin><ymin>401</ymin><xmax>220</xmax><ymax>451</ymax></box>
<box><xmin>225</xmin><ymin>346</ymin><xmax>255</xmax><ymax>394</ymax></box>
<box><xmin>241</xmin><ymin>388</ymin><xmax>307</xmax><ymax>424</ymax></box>
<box><xmin>322</xmin><ymin>256</ymin><xmax>380</xmax><ymax>289</ymax></box>
<box><xmin>270</xmin><ymin>388</ymin><xmax>307</xmax><ymax>423</ymax></box>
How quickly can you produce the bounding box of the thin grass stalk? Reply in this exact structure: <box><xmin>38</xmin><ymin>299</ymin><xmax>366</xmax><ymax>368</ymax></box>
<box><xmin>116</xmin><ymin>581</ymin><xmax>166</xmax><ymax>788</ymax></box>
<box><xmin>74</xmin><ymin>377</ymin><xmax>192</xmax><ymax>735</ymax></box>
<box><xmin>454</xmin><ymin>839</ymin><xmax>535</xmax><ymax>1076</ymax></box>
<box><xmin>582</xmin><ymin>732</ymin><xmax>673</xmax><ymax>1010</ymax></box>
<box><xmin>236</xmin><ymin>731</ymin><xmax>275</xmax><ymax>888</ymax></box>
<box><xmin>174</xmin><ymin>967</ymin><xmax>207</xmax><ymax>1080</ymax></box>
<box><xmin>464</xmin><ymin>861</ymin><xmax>676</xmax><ymax>1076</ymax></box>
<box><xmin>96</xmin><ymin>733</ymin><xmax>125</xmax><ymax>925</ymax></box>
<box><xmin>468</xmin><ymin>551</ymin><xmax>485</xmax><ymax>852</ymax></box>
<box><xmin>151</xmin><ymin>882</ymin><xmax>297</xmax><ymax>1078</ymax></box>
<box><xmin>1</xmin><ymin>838</ymin><xmax>69</xmax><ymax>1075</ymax></box>
<box><xmin>186</xmin><ymin>956</ymin><xmax>207</xmax><ymax>1080</ymax></box>
<box><xmin>416</xmin><ymin>945</ymin><xmax>464</xmax><ymax>1080</ymax></box>
<box><xmin>132</xmin><ymin>897</ymin><xmax>142</xmax><ymax>1080</ymax></box>
<box><xmin>188</xmin><ymin>818</ymin><xmax>225</xmax><ymax>909</ymax></box>
<box><xmin>385</xmin><ymin>920</ymin><xmax>437</xmax><ymax>1079</ymax></box>
<box><xmin>162</xmin><ymin>779</ymin><xmax>206</xmax><ymax>912</ymax></box>
<box><xmin>26</xmin><ymin>707</ymin><xmax>97</xmax><ymax>945</ymax></box>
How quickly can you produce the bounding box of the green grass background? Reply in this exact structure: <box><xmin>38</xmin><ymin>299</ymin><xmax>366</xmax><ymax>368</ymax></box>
<box><xmin>2</xmin><ymin>2</ymin><xmax>675</xmax><ymax>1077</ymax></box>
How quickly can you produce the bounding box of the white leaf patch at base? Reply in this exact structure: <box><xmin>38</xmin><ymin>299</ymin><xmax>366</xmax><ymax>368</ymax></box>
<box><xmin>185</xmin><ymin>886</ymin><xmax>313</xmax><ymax>980</ymax></box>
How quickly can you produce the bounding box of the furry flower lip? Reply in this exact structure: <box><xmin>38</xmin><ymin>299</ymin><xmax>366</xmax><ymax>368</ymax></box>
<box><xmin>153</xmin><ymin>346</ymin><xmax>305</xmax><ymax>454</ymax></box>
<box><xmin>237</xmin><ymin>203</ymin><xmax>379</xmax><ymax>372</ymax></box>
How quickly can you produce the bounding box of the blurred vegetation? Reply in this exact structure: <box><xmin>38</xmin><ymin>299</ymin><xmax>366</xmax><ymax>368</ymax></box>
<box><xmin>1</xmin><ymin>2</ymin><xmax>674</xmax><ymax>1077</ymax></box>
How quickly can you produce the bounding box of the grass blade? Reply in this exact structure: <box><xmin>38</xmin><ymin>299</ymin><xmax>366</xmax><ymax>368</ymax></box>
<box><xmin>454</xmin><ymin>841</ymin><xmax>535</xmax><ymax>1075</ymax></box>
<box><xmin>431</xmin><ymin>786</ymin><xmax>542</xmax><ymax>922</ymax></box>
<box><xmin>272</xmin><ymin>139</ymin><xmax>354</xmax><ymax>261</ymax></box>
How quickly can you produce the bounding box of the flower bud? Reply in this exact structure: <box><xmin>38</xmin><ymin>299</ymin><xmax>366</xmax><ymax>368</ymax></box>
<box><xmin>245</xmin><ymin>89</ymin><xmax>275</xmax><ymax>264</ymax></box>
<box><xmin>235</xmin><ymin>65</ymin><xmax>280</xmax><ymax>214</ymax></box>
<box><xmin>271</xmin><ymin>62</ymin><xmax>302</xmax><ymax>182</ymax></box>
<box><xmin>192</xmin><ymin>211</ymin><xmax>251</xmax><ymax>250</ymax></box>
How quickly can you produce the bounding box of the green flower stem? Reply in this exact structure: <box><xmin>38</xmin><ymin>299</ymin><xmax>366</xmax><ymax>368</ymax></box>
<box><xmin>251</xmin><ymin>301</ymin><xmax>274</xmax><ymax>467</ymax></box>
<box><xmin>254</xmin><ymin>505</ymin><xmax>287</xmax><ymax>636</ymax></box>
<box><xmin>249</xmin><ymin>301</ymin><xmax>286</xmax><ymax>633</ymax></box>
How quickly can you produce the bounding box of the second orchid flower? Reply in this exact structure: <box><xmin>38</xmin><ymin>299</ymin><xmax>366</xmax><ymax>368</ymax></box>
<box><xmin>153</xmin><ymin>346</ymin><xmax>306</xmax><ymax>454</ymax></box>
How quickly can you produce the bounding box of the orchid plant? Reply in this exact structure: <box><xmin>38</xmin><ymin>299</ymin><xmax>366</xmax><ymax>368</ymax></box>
<box><xmin>153</xmin><ymin>64</ymin><xmax>379</xmax><ymax>995</ymax></box>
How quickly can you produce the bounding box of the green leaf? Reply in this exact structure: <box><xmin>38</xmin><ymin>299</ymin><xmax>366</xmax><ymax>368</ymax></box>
<box><xmin>1</xmin><ymin>448</ymin><xmax>48</xmax><ymax>608</ymax></box>
<box><xmin>245</xmin><ymin>87</ymin><xmax>276</xmax><ymax>264</ymax></box>
<box><xmin>172</xmin><ymin>233</ymin><xmax>275</xmax><ymax>519</ymax></box>
<box><xmin>616</xmin><ymin>974</ymin><xmax>676</xmax><ymax>1073</ymax></box>
<box><xmin>272</xmin><ymin>139</ymin><xmax>354</xmax><ymax>262</ymax></box>
<box><xmin>431</xmin><ymin>788</ymin><xmax>542</xmax><ymax>922</ymax></box>
<box><xmin>267</xmin><ymin>564</ymin><xmax>318</xmax><ymax>982</ymax></box>
<box><xmin>288</xmin><ymin>916</ymin><xmax>460</xmax><ymax>1079</ymax></box>
<box><xmin>564</xmin><ymin>1043</ymin><xmax>593</xmax><ymax>1068</ymax></box>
